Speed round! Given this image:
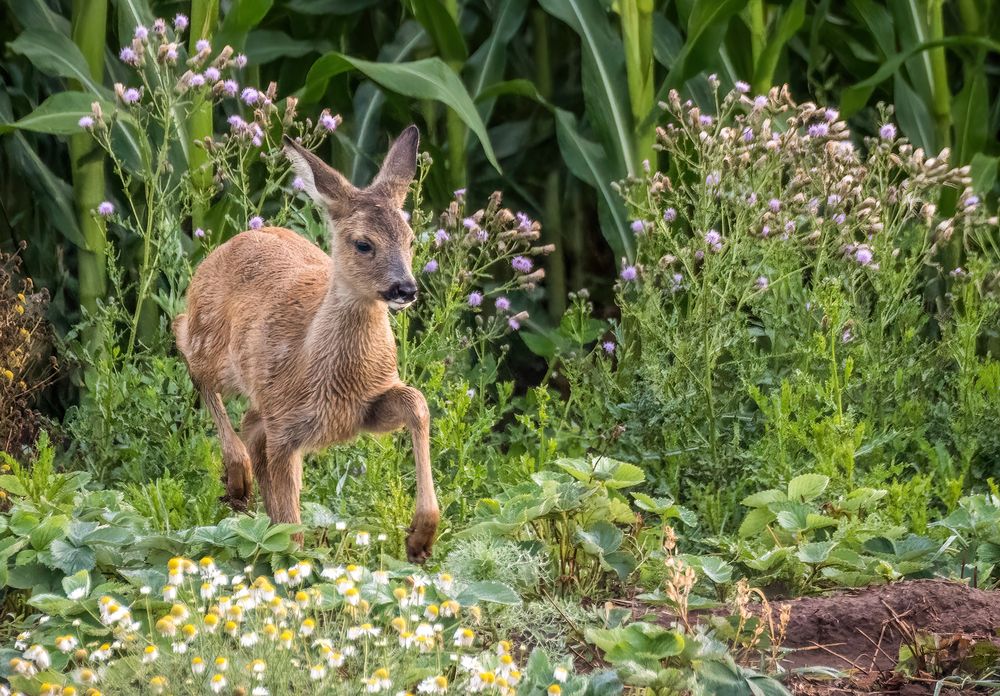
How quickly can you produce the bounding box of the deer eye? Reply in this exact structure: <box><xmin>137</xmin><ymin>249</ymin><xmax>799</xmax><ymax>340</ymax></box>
<box><xmin>354</xmin><ymin>240</ymin><xmax>373</xmax><ymax>254</ymax></box>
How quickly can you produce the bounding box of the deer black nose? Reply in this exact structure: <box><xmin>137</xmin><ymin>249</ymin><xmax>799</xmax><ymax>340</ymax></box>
<box><xmin>385</xmin><ymin>280</ymin><xmax>417</xmax><ymax>303</ymax></box>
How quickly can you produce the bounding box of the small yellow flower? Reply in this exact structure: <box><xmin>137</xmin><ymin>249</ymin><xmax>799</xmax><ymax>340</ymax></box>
<box><xmin>390</xmin><ymin>616</ymin><xmax>407</xmax><ymax>632</ymax></box>
<box><xmin>61</xmin><ymin>686</ymin><xmax>78</xmax><ymax>696</ymax></box>
<box><xmin>85</xmin><ymin>690</ymin><xmax>102</xmax><ymax>696</ymax></box>
<box><xmin>181</xmin><ymin>623</ymin><xmax>198</xmax><ymax>639</ymax></box>
<box><xmin>154</xmin><ymin>616</ymin><xmax>176</xmax><ymax>636</ymax></box>
<box><xmin>248</xmin><ymin>658</ymin><xmax>266</xmax><ymax>675</ymax></box>
<box><xmin>279</xmin><ymin>629</ymin><xmax>294</xmax><ymax>648</ymax></box>
<box><xmin>263</xmin><ymin>622</ymin><xmax>278</xmax><ymax>639</ymax></box>
<box><xmin>78</xmin><ymin>668</ymin><xmax>97</xmax><ymax>684</ymax></box>
<box><xmin>214</xmin><ymin>656</ymin><xmax>228</xmax><ymax>671</ymax></box>
<box><xmin>2</xmin><ymin>369</ymin><xmax>13</xmax><ymax>381</ymax></box>
<box><xmin>148</xmin><ymin>676</ymin><xmax>167</xmax><ymax>693</ymax></box>
<box><xmin>547</xmin><ymin>685</ymin><xmax>562</xmax><ymax>695</ymax></box>
<box><xmin>169</xmin><ymin>603</ymin><xmax>188</xmax><ymax>620</ymax></box>
<box><xmin>300</xmin><ymin>618</ymin><xmax>316</xmax><ymax>636</ymax></box>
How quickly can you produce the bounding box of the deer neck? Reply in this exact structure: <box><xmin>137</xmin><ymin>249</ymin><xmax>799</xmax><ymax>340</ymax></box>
<box><xmin>306</xmin><ymin>275</ymin><xmax>391</xmax><ymax>367</ymax></box>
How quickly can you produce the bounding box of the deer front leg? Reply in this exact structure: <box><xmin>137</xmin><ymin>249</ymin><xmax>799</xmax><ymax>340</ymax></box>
<box><xmin>365</xmin><ymin>384</ymin><xmax>439</xmax><ymax>563</ymax></box>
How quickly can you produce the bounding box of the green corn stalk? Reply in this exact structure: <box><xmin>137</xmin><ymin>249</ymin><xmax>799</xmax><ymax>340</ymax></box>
<box><xmin>620</xmin><ymin>0</ymin><xmax>655</xmax><ymax>165</ymax></box>
<box><xmin>443</xmin><ymin>0</ymin><xmax>467</xmax><ymax>188</ymax></box>
<box><xmin>69</xmin><ymin>0</ymin><xmax>108</xmax><ymax>352</ymax></box>
<box><xmin>189</xmin><ymin>0</ymin><xmax>220</xmax><ymax>231</ymax></box>
<box><xmin>533</xmin><ymin>9</ymin><xmax>566</xmax><ymax>318</ymax></box>
<box><xmin>926</xmin><ymin>0</ymin><xmax>952</xmax><ymax>149</ymax></box>
<box><xmin>748</xmin><ymin>0</ymin><xmax>767</xmax><ymax>93</ymax></box>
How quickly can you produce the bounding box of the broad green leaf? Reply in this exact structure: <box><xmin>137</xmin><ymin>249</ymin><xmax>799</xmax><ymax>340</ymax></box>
<box><xmin>555</xmin><ymin>456</ymin><xmax>643</xmax><ymax>489</ymax></box>
<box><xmin>538</xmin><ymin>0</ymin><xmax>634</xmax><ymax>175</ymax></box>
<box><xmin>751</xmin><ymin>0</ymin><xmax>806</xmax><ymax>90</ymax></box>
<box><xmin>663</xmin><ymin>0</ymin><xmax>747</xmax><ymax>89</ymax></box>
<box><xmin>216</xmin><ymin>0</ymin><xmax>275</xmax><ymax>52</ymax></box>
<box><xmin>601</xmin><ymin>550</ymin><xmax>637</xmax><ymax>580</ymax></box>
<box><xmin>30</xmin><ymin>515</ymin><xmax>70</xmax><ymax>550</ymax></box>
<box><xmin>787</xmin><ymin>474</ymin><xmax>829</xmax><ymax>502</ymax></box>
<box><xmin>576</xmin><ymin>521</ymin><xmax>624</xmax><ymax>556</ymax></box>
<box><xmin>61</xmin><ymin>569</ymin><xmax>91</xmax><ymax>600</ymax></box>
<box><xmin>455</xmin><ymin>580</ymin><xmax>521</xmax><ymax>606</ymax></box>
<box><xmin>303</xmin><ymin>53</ymin><xmax>500</xmax><ymax>172</ymax></box>
<box><xmin>49</xmin><ymin>540</ymin><xmax>96</xmax><ymax>574</ymax></box>
<box><xmin>696</xmin><ymin>556</ymin><xmax>734</xmax><ymax>584</ymax></box>
<box><xmin>796</xmin><ymin>541</ymin><xmax>837</xmax><ymax>565</ymax></box>
<box><xmin>411</xmin><ymin>0</ymin><xmax>467</xmax><ymax>62</ymax></box>
<box><xmin>554</xmin><ymin>108</ymin><xmax>634</xmax><ymax>260</ymax></box>
<box><xmin>0</xmin><ymin>475</ymin><xmax>28</xmax><ymax>497</ymax></box>
<box><xmin>467</xmin><ymin>0</ymin><xmax>528</xmax><ymax>119</ymax></box>
<box><xmin>27</xmin><ymin>593</ymin><xmax>77</xmax><ymax>616</ymax></box>
<box><xmin>301</xmin><ymin>502</ymin><xmax>342</xmax><ymax>528</ymax></box>
<box><xmin>8</xmin><ymin>29</ymin><xmax>106</xmax><ymax>95</ymax></box>
<box><xmin>953</xmin><ymin>69</ymin><xmax>988</xmax><ymax>164</ymax></box>
<box><xmin>970</xmin><ymin>153</ymin><xmax>998</xmax><ymax>195</ymax></box>
<box><xmin>738</xmin><ymin>507</ymin><xmax>776</xmax><ymax>538</ymax></box>
<box><xmin>840</xmin><ymin>35</ymin><xmax>1000</xmax><ymax>117</ymax></box>
<box><xmin>743</xmin><ymin>547</ymin><xmax>788</xmax><ymax>571</ymax></box>
<box><xmin>0</xmin><ymin>92</ymin><xmax>107</xmax><ymax>135</ymax></box>
<box><xmin>741</xmin><ymin>489</ymin><xmax>787</xmax><ymax>508</ymax></box>
<box><xmin>244</xmin><ymin>30</ymin><xmax>332</xmax><ymax>64</ymax></box>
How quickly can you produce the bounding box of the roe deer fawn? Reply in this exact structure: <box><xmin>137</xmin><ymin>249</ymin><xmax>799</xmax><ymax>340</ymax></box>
<box><xmin>173</xmin><ymin>126</ymin><xmax>439</xmax><ymax>562</ymax></box>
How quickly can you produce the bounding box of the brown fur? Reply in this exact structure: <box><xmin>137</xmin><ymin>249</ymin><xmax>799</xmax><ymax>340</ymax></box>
<box><xmin>173</xmin><ymin>126</ymin><xmax>439</xmax><ymax>562</ymax></box>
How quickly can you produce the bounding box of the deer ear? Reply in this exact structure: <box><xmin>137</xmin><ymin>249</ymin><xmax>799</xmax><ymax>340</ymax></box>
<box><xmin>369</xmin><ymin>125</ymin><xmax>419</xmax><ymax>208</ymax></box>
<box><xmin>283</xmin><ymin>135</ymin><xmax>356</xmax><ymax>218</ymax></box>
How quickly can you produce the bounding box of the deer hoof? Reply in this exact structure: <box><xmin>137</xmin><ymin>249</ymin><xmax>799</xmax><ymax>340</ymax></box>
<box><xmin>405</xmin><ymin>515</ymin><xmax>438</xmax><ymax>564</ymax></box>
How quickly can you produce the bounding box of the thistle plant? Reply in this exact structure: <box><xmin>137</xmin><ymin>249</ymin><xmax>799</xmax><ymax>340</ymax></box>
<box><xmin>586</xmin><ymin>81</ymin><xmax>1000</xmax><ymax>516</ymax></box>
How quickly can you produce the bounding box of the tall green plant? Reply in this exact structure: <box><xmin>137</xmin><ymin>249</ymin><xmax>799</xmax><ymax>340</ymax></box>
<box><xmin>68</xmin><ymin>0</ymin><xmax>108</xmax><ymax>351</ymax></box>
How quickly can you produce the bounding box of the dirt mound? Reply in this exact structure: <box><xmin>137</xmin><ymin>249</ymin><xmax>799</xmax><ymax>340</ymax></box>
<box><xmin>772</xmin><ymin>579</ymin><xmax>1000</xmax><ymax>671</ymax></box>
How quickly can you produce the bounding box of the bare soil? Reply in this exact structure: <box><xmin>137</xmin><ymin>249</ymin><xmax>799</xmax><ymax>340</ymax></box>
<box><xmin>651</xmin><ymin>579</ymin><xmax>1000</xmax><ymax>695</ymax></box>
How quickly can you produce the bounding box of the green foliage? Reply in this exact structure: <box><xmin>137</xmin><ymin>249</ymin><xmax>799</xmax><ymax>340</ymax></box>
<box><xmin>457</xmin><ymin>455</ymin><xmax>649</xmax><ymax>597</ymax></box>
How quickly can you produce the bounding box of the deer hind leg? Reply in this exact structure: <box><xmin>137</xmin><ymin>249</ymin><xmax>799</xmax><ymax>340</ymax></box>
<box><xmin>241</xmin><ymin>409</ymin><xmax>268</xmax><ymax>498</ymax></box>
<box><xmin>262</xmin><ymin>441</ymin><xmax>304</xmax><ymax>544</ymax></box>
<box><xmin>364</xmin><ymin>384</ymin><xmax>439</xmax><ymax>563</ymax></box>
<box><xmin>201</xmin><ymin>389</ymin><xmax>253</xmax><ymax>512</ymax></box>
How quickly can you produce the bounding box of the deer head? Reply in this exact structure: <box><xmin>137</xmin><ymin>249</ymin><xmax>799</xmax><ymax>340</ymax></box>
<box><xmin>283</xmin><ymin>126</ymin><xmax>420</xmax><ymax>309</ymax></box>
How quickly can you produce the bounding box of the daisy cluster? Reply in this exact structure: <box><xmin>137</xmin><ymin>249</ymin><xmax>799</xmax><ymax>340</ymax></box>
<box><xmin>2</xmin><ymin>555</ymin><xmax>559</xmax><ymax>696</ymax></box>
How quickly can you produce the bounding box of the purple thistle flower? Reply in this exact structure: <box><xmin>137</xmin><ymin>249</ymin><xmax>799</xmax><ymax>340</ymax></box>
<box><xmin>950</xmin><ymin>267</ymin><xmax>968</xmax><ymax>278</ymax></box>
<box><xmin>434</xmin><ymin>229</ymin><xmax>450</xmax><ymax>246</ymax></box>
<box><xmin>194</xmin><ymin>228</ymin><xmax>206</xmax><ymax>238</ymax></box>
<box><xmin>453</xmin><ymin>188</ymin><xmax>466</xmax><ymax>198</ymax></box>
<box><xmin>735</xmin><ymin>80</ymin><xmax>750</xmax><ymax>94</ymax></box>
<box><xmin>602</xmin><ymin>341</ymin><xmax>616</xmax><ymax>354</ymax></box>
<box><xmin>467</xmin><ymin>291</ymin><xmax>483</xmax><ymax>307</ymax></box>
<box><xmin>516</xmin><ymin>212</ymin><xmax>532</xmax><ymax>231</ymax></box>
<box><xmin>670</xmin><ymin>273</ymin><xmax>684</xmax><ymax>292</ymax></box>
<box><xmin>495</xmin><ymin>296</ymin><xmax>511</xmax><ymax>312</ymax></box>
<box><xmin>248</xmin><ymin>216</ymin><xmax>264</xmax><ymax>230</ymax></box>
<box><xmin>119</xmin><ymin>46</ymin><xmax>139</xmax><ymax>66</ymax></box>
<box><xmin>630</xmin><ymin>220</ymin><xmax>646</xmax><ymax>234</ymax></box>
<box><xmin>842</xmin><ymin>328</ymin><xmax>854</xmax><ymax>344</ymax></box>
<box><xmin>704</xmin><ymin>229</ymin><xmax>722</xmax><ymax>251</ymax></box>
<box><xmin>134</xmin><ymin>25</ymin><xmax>149</xmax><ymax>41</ymax></box>
<box><xmin>319</xmin><ymin>112</ymin><xmax>339</xmax><ymax>131</ymax></box>
<box><xmin>173</xmin><ymin>13</ymin><xmax>189</xmax><ymax>30</ymax></box>
<box><xmin>227</xmin><ymin>115</ymin><xmax>246</xmax><ymax>131</ymax></box>
<box><xmin>833</xmin><ymin>213</ymin><xmax>847</xmax><ymax>225</ymax></box>
<box><xmin>854</xmin><ymin>246</ymin><xmax>874</xmax><ymax>265</ymax></box>
<box><xmin>699</xmin><ymin>114</ymin><xmax>713</xmax><ymax>127</ymax></box>
<box><xmin>188</xmin><ymin>73</ymin><xmax>206</xmax><ymax>87</ymax></box>
<box><xmin>827</xmin><ymin>194</ymin><xmax>842</xmax><ymax>207</ymax></box>
<box><xmin>78</xmin><ymin>116</ymin><xmax>94</xmax><ymax>129</ymax></box>
<box><xmin>825</xmin><ymin>108</ymin><xmax>840</xmax><ymax>122</ymax></box>
<box><xmin>807</xmin><ymin>122</ymin><xmax>829</xmax><ymax>138</ymax></box>
<box><xmin>234</xmin><ymin>54</ymin><xmax>248</xmax><ymax>68</ymax></box>
<box><xmin>694</xmin><ymin>250</ymin><xmax>705</xmax><ymax>260</ymax></box>
<box><xmin>507</xmin><ymin>317</ymin><xmax>521</xmax><ymax>331</ymax></box>
<box><xmin>964</xmin><ymin>195</ymin><xmax>980</xmax><ymax>209</ymax></box>
<box><xmin>753</xmin><ymin>95</ymin><xmax>768</xmax><ymax>110</ymax></box>
<box><xmin>423</xmin><ymin>259</ymin><xmax>438</xmax><ymax>273</ymax></box>
<box><xmin>97</xmin><ymin>201</ymin><xmax>115</xmax><ymax>217</ymax></box>
<box><xmin>121</xmin><ymin>88</ymin><xmax>141</xmax><ymax>104</ymax></box>
<box><xmin>462</xmin><ymin>217</ymin><xmax>477</xmax><ymax>230</ymax></box>
<box><xmin>761</xmin><ymin>225</ymin><xmax>771</xmax><ymax>238</ymax></box>
<box><xmin>222</xmin><ymin>79</ymin><xmax>238</xmax><ymax>97</ymax></box>
<box><xmin>475</xmin><ymin>229</ymin><xmax>489</xmax><ymax>242</ymax></box>
<box><xmin>195</xmin><ymin>39</ymin><xmax>211</xmax><ymax>53</ymax></box>
<box><xmin>747</xmin><ymin>192</ymin><xmax>758</xmax><ymax>205</ymax></box>
<box><xmin>152</xmin><ymin>18</ymin><xmax>166</xmax><ymax>35</ymax></box>
<box><xmin>165</xmin><ymin>46</ymin><xmax>179</xmax><ymax>63</ymax></box>
<box><xmin>292</xmin><ymin>177</ymin><xmax>306</xmax><ymax>191</ymax></box>
<box><xmin>512</xmin><ymin>256</ymin><xmax>533</xmax><ymax>273</ymax></box>
<box><xmin>879</xmin><ymin>123</ymin><xmax>897</xmax><ymax>140</ymax></box>
<box><xmin>755</xmin><ymin>276</ymin><xmax>769</xmax><ymax>290</ymax></box>
<box><xmin>620</xmin><ymin>265</ymin><xmax>638</xmax><ymax>282</ymax></box>
<box><xmin>663</xmin><ymin>207</ymin><xmax>677</xmax><ymax>223</ymax></box>
<box><xmin>204</xmin><ymin>67</ymin><xmax>221</xmax><ymax>82</ymax></box>
<box><xmin>240</xmin><ymin>87</ymin><xmax>259</xmax><ymax>105</ymax></box>
<box><xmin>705</xmin><ymin>171</ymin><xmax>720</xmax><ymax>187</ymax></box>
<box><xmin>742</xmin><ymin>127</ymin><xmax>754</xmax><ymax>143</ymax></box>
<box><xmin>768</xmin><ymin>198</ymin><xmax>781</xmax><ymax>213</ymax></box>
